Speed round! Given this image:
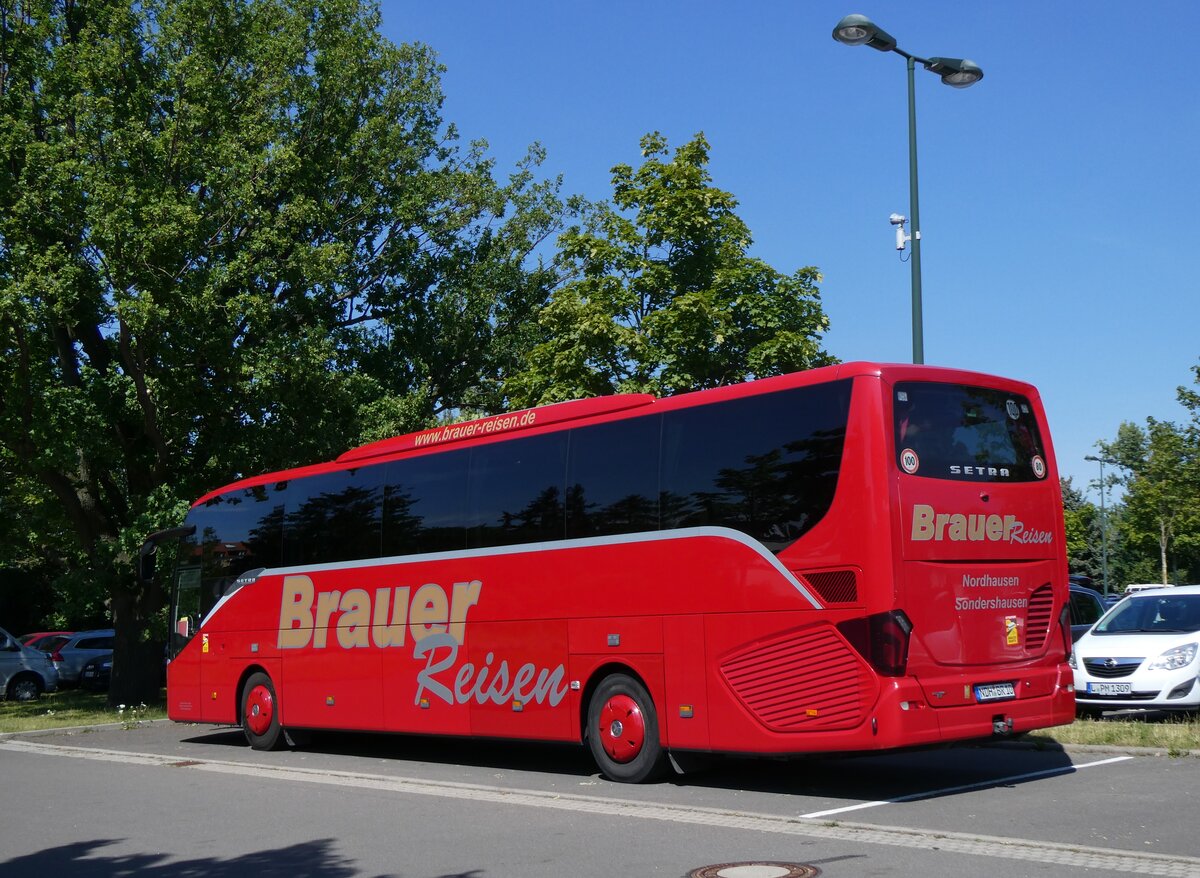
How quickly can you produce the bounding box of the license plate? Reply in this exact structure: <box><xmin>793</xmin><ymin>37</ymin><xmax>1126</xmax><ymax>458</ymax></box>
<box><xmin>974</xmin><ymin>682</ymin><xmax>1016</xmax><ymax>703</ymax></box>
<box><xmin>1087</xmin><ymin>682</ymin><xmax>1132</xmax><ymax>696</ymax></box>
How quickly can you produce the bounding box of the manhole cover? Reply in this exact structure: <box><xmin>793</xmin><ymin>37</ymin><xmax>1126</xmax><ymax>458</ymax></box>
<box><xmin>688</xmin><ymin>864</ymin><xmax>820</xmax><ymax>878</ymax></box>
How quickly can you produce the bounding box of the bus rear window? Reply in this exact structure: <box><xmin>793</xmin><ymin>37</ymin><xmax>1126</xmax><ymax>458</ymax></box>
<box><xmin>893</xmin><ymin>382</ymin><xmax>1047</xmax><ymax>482</ymax></box>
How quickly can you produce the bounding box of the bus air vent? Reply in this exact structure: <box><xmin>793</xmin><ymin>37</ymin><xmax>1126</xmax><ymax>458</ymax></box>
<box><xmin>1024</xmin><ymin>584</ymin><xmax>1054</xmax><ymax>650</ymax></box>
<box><xmin>802</xmin><ymin>570</ymin><xmax>858</xmax><ymax>604</ymax></box>
<box><xmin>719</xmin><ymin>626</ymin><xmax>876</xmax><ymax>732</ymax></box>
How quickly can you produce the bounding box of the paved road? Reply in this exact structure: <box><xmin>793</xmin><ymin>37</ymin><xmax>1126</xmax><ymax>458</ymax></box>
<box><xmin>1</xmin><ymin>721</ymin><xmax>1198</xmax><ymax>877</ymax></box>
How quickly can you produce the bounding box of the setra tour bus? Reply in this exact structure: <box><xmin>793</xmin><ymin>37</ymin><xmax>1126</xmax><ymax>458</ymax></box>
<box><xmin>153</xmin><ymin>362</ymin><xmax>1076</xmax><ymax>782</ymax></box>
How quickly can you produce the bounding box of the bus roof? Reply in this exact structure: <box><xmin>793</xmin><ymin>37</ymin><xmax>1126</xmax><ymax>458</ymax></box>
<box><xmin>191</xmin><ymin>361</ymin><xmax>1039</xmax><ymax>506</ymax></box>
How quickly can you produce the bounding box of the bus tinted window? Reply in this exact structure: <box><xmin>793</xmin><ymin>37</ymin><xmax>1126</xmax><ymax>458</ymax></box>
<box><xmin>893</xmin><ymin>382</ymin><xmax>1047</xmax><ymax>482</ymax></box>
<box><xmin>467</xmin><ymin>432</ymin><xmax>568</xmax><ymax>548</ymax></box>
<box><xmin>566</xmin><ymin>415</ymin><xmax>661</xmax><ymax>539</ymax></box>
<box><xmin>660</xmin><ymin>381</ymin><xmax>852</xmax><ymax>551</ymax></box>
<box><xmin>382</xmin><ymin>449</ymin><xmax>468</xmax><ymax>556</ymax></box>
<box><xmin>177</xmin><ymin>482</ymin><xmax>289</xmax><ymax>622</ymax></box>
<box><xmin>284</xmin><ymin>467</ymin><xmax>384</xmax><ymax>566</ymax></box>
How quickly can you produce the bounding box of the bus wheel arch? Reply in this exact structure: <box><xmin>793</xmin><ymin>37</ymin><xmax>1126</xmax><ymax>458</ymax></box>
<box><xmin>238</xmin><ymin>668</ymin><xmax>284</xmax><ymax>751</ymax></box>
<box><xmin>583</xmin><ymin>667</ymin><xmax>668</xmax><ymax>783</ymax></box>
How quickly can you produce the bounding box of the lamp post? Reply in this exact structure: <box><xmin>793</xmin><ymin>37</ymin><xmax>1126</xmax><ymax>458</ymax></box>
<box><xmin>832</xmin><ymin>14</ymin><xmax>983</xmax><ymax>365</ymax></box>
<box><xmin>1084</xmin><ymin>454</ymin><xmax>1116</xmax><ymax>596</ymax></box>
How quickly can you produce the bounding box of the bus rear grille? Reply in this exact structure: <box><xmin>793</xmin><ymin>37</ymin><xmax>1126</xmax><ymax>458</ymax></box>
<box><xmin>720</xmin><ymin>626</ymin><xmax>874</xmax><ymax>732</ymax></box>
<box><xmin>801</xmin><ymin>570</ymin><xmax>858</xmax><ymax>604</ymax></box>
<box><xmin>1024</xmin><ymin>584</ymin><xmax>1054</xmax><ymax>650</ymax></box>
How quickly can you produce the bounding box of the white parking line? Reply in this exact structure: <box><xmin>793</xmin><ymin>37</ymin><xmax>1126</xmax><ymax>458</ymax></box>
<box><xmin>799</xmin><ymin>755</ymin><xmax>1134</xmax><ymax>818</ymax></box>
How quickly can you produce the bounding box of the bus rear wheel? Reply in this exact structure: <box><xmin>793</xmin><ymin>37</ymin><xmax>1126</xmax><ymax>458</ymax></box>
<box><xmin>586</xmin><ymin>673</ymin><xmax>668</xmax><ymax>783</ymax></box>
<box><xmin>241</xmin><ymin>671</ymin><xmax>284</xmax><ymax>751</ymax></box>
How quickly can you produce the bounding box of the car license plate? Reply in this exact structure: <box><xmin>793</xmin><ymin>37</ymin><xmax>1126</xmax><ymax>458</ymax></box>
<box><xmin>974</xmin><ymin>682</ymin><xmax>1016</xmax><ymax>703</ymax></box>
<box><xmin>1087</xmin><ymin>682</ymin><xmax>1132</xmax><ymax>696</ymax></box>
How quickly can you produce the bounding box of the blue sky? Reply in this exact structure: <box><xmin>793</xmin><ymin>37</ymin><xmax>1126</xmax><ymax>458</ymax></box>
<box><xmin>378</xmin><ymin>1</ymin><xmax>1200</xmax><ymax>501</ymax></box>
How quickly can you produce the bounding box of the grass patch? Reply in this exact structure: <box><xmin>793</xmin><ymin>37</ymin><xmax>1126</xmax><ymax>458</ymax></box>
<box><xmin>1027</xmin><ymin>711</ymin><xmax>1200</xmax><ymax>753</ymax></box>
<box><xmin>0</xmin><ymin>689</ymin><xmax>165</xmax><ymax>733</ymax></box>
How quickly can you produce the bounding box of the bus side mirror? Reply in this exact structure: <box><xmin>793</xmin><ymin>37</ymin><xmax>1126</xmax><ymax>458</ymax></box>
<box><xmin>138</xmin><ymin>543</ymin><xmax>157</xmax><ymax>584</ymax></box>
<box><xmin>139</xmin><ymin>525</ymin><xmax>197</xmax><ymax>584</ymax></box>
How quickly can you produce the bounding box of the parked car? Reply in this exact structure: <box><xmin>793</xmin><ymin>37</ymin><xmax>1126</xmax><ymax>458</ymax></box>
<box><xmin>1071</xmin><ymin>584</ymin><xmax>1200</xmax><ymax>715</ymax></box>
<box><xmin>19</xmin><ymin>631</ymin><xmax>74</xmax><ymax>653</ymax></box>
<box><xmin>1124</xmin><ymin>583</ymin><xmax>1173</xmax><ymax>595</ymax></box>
<box><xmin>1</xmin><ymin>624</ymin><xmax>59</xmax><ymax>701</ymax></box>
<box><xmin>50</xmin><ymin>628</ymin><xmax>115</xmax><ymax>686</ymax></box>
<box><xmin>1068</xmin><ymin>584</ymin><xmax>1106</xmax><ymax>642</ymax></box>
<box><xmin>79</xmin><ymin>654</ymin><xmax>112</xmax><ymax>691</ymax></box>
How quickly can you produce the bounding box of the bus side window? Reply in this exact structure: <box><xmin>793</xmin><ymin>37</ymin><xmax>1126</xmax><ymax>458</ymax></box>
<box><xmin>660</xmin><ymin>382</ymin><xmax>850</xmax><ymax>552</ymax></box>
<box><xmin>383</xmin><ymin>449</ymin><xmax>468</xmax><ymax>556</ymax></box>
<box><xmin>283</xmin><ymin>467</ymin><xmax>385</xmax><ymax>566</ymax></box>
<box><xmin>467</xmin><ymin>432</ymin><xmax>568</xmax><ymax>549</ymax></box>
<box><xmin>566</xmin><ymin>415</ymin><xmax>660</xmax><ymax>539</ymax></box>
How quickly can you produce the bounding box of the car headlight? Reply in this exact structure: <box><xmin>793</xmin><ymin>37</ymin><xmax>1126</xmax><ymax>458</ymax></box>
<box><xmin>1147</xmin><ymin>642</ymin><xmax>1198</xmax><ymax>671</ymax></box>
<box><xmin>1068</xmin><ymin>650</ymin><xmax>1077</xmax><ymax>669</ymax></box>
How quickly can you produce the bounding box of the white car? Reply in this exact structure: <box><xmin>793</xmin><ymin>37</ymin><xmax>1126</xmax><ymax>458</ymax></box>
<box><xmin>1071</xmin><ymin>585</ymin><xmax>1200</xmax><ymax>715</ymax></box>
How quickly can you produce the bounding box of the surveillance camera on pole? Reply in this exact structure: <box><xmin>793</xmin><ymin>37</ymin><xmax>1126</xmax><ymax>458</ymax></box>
<box><xmin>889</xmin><ymin>213</ymin><xmax>911</xmax><ymax>251</ymax></box>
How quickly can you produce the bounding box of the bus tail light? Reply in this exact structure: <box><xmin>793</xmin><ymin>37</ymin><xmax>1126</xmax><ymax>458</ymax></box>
<box><xmin>1057</xmin><ymin>605</ymin><xmax>1073</xmax><ymax>659</ymax></box>
<box><xmin>838</xmin><ymin>610</ymin><xmax>913</xmax><ymax>677</ymax></box>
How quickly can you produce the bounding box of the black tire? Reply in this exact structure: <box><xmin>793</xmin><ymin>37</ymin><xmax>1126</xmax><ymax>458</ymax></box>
<box><xmin>6</xmin><ymin>673</ymin><xmax>42</xmax><ymax>702</ymax></box>
<box><xmin>241</xmin><ymin>671</ymin><xmax>284</xmax><ymax>750</ymax></box>
<box><xmin>586</xmin><ymin>673</ymin><xmax>668</xmax><ymax>783</ymax></box>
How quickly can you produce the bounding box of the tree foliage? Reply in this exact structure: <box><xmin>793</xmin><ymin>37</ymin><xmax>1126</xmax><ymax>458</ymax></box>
<box><xmin>1101</xmin><ymin>419</ymin><xmax>1200</xmax><ymax>585</ymax></box>
<box><xmin>0</xmin><ymin>0</ymin><xmax>565</xmax><ymax>701</ymax></box>
<box><xmin>504</xmin><ymin>132</ymin><xmax>835</xmax><ymax>406</ymax></box>
<box><xmin>1087</xmin><ymin>363</ymin><xmax>1200</xmax><ymax>588</ymax></box>
<box><xmin>1061</xmin><ymin>477</ymin><xmax>1098</xmax><ymax>579</ymax></box>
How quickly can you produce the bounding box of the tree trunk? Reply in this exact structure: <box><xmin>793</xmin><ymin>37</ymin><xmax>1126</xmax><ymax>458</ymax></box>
<box><xmin>108</xmin><ymin>578</ymin><xmax>166</xmax><ymax>707</ymax></box>
<box><xmin>1160</xmin><ymin>518</ymin><xmax>1170</xmax><ymax>585</ymax></box>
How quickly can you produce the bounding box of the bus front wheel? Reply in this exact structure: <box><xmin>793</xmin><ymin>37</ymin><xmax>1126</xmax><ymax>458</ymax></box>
<box><xmin>241</xmin><ymin>671</ymin><xmax>284</xmax><ymax>751</ymax></box>
<box><xmin>586</xmin><ymin>674</ymin><xmax>668</xmax><ymax>783</ymax></box>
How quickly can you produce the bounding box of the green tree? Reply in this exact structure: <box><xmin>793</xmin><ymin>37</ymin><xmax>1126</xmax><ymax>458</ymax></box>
<box><xmin>1103</xmin><ymin>419</ymin><xmax>1200</xmax><ymax>585</ymax></box>
<box><xmin>0</xmin><ymin>0</ymin><xmax>564</xmax><ymax>703</ymax></box>
<box><xmin>1060</xmin><ymin>477</ymin><xmax>1099</xmax><ymax>581</ymax></box>
<box><xmin>504</xmin><ymin>132</ymin><xmax>835</xmax><ymax>406</ymax></box>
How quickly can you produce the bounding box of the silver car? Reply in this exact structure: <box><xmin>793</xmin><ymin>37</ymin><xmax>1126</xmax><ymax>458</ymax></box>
<box><xmin>51</xmin><ymin>628</ymin><xmax>115</xmax><ymax>685</ymax></box>
<box><xmin>1</xmin><ymin>625</ymin><xmax>59</xmax><ymax>701</ymax></box>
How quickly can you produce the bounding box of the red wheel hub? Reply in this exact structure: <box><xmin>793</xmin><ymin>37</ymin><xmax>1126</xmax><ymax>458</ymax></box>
<box><xmin>245</xmin><ymin>684</ymin><xmax>275</xmax><ymax>736</ymax></box>
<box><xmin>597</xmin><ymin>693</ymin><xmax>645</xmax><ymax>763</ymax></box>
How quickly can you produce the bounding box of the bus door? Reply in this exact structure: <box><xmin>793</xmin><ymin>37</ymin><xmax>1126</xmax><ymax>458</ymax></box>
<box><xmin>166</xmin><ymin>562</ymin><xmax>203</xmax><ymax>721</ymax></box>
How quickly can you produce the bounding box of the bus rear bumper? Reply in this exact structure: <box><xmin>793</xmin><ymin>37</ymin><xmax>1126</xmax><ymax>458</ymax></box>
<box><xmin>876</xmin><ymin>662</ymin><xmax>1076</xmax><ymax>747</ymax></box>
<box><xmin>707</xmin><ymin>663</ymin><xmax>1075</xmax><ymax>756</ymax></box>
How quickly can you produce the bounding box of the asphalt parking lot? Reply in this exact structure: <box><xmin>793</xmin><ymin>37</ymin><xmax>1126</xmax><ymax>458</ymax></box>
<box><xmin>2</xmin><ymin>719</ymin><xmax>1199</xmax><ymax>877</ymax></box>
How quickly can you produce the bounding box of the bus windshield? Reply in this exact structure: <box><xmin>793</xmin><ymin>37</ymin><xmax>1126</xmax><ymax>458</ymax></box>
<box><xmin>893</xmin><ymin>382</ymin><xmax>1047</xmax><ymax>482</ymax></box>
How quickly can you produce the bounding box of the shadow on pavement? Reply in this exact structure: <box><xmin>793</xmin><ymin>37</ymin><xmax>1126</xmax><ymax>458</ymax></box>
<box><xmin>0</xmin><ymin>837</ymin><xmax>481</xmax><ymax>878</ymax></box>
<box><xmin>179</xmin><ymin>725</ymin><xmax>1078</xmax><ymax>804</ymax></box>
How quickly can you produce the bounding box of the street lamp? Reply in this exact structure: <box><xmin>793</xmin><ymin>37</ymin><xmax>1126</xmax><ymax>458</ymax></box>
<box><xmin>832</xmin><ymin>14</ymin><xmax>983</xmax><ymax>365</ymax></box>
<box><xmin>1084</xmin><ymin>454</ymin><xmax>1117</xmax><ymax>596</ymax></box>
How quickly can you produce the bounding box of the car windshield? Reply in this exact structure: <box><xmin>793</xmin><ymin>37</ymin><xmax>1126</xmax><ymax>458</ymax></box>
<box><xmin>1093</xmin><ymin>594</ymin><xmax>1200</xmax><ymax>635</ymax></box>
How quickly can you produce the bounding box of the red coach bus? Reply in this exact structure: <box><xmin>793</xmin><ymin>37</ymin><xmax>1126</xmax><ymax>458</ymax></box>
<box><xmin>155</xmin><ymin>362</ymin><xmax>1075</xmax><ymax>782</ymax></box>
